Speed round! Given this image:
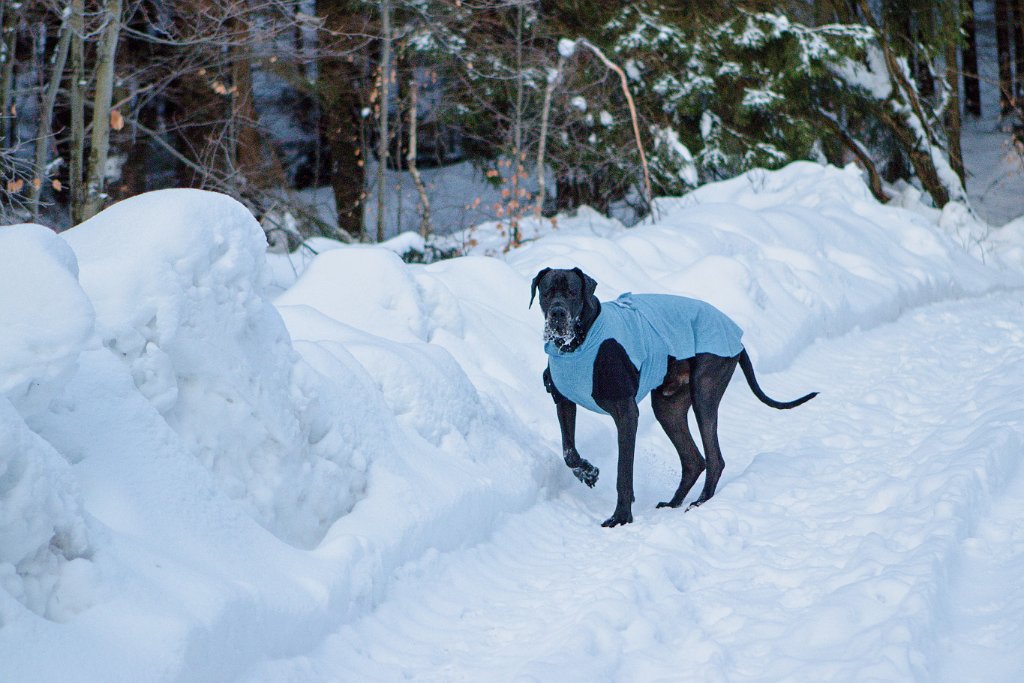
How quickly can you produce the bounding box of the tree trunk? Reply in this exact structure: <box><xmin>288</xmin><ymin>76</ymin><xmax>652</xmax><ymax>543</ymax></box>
<box><xmin>814</xmin><ymin>110</ymin><xmax>889</xmax><ymax>203</ymax></box>
<box><xmin>1013</xmin><ymin>0</ymin><xmax>1024</xmax><ymax>100</ymax></box>
<box><xmin>313</xmin><ymin>0</ymin><xmax>366</xmax><ymax>240</ymax></box>
<box><xmin>230</xmin><ymin>22</ymin><xmax>286</xmax><ymax>195</ymax></box>
<box><xmin>376</xmin><ymin>0</ymin><xmax>391</xmax><ymax>242</ymax></box>
<box><xmin>82</xmin><ymin>0</ymin><xmax>123</xmax><ymax>221</ymax></box>
<box><xmin>507</xmin><ymin>1</ymin><xmax>524</xmax><ymax>249</ymax></box>
<box><xmin>996</xmin><ymin>0</ymin><xmax>1013</xmax><ymax>115</ymax></box>
<box><xmin>962</xmin><ymin>0</ymin><xmax>981</xmax><ymax>117</ymax></box>
<box><xmin>407</xmin><ymin>73</ymin><xmax>431</xmax><ymax>238</ymax></box>
<box><xmin>945</xmin><ymin>43</ymin><xmax>965</xmax><ymax>185</ymax></box>
<box><xmin>69</xmin><ymin>0</ymin><xmax>86</xmax><ymax>224</ymax></box>
<box><xmin>536</xmin><ymin>58</ymin><xmax>564</xmax><ymax>217</ymax></box>
<box><xmin>393</xmin><ymin>62</ymin><xmax>402</xmax><ymax>232</ymax></box>
<box><xmin>0</xmin><ymin>4</ymin><xmax>16</xmax><ymax>149</ymax></box>
<box><xmin>114</xmin><ymin>115</ymin><xmax>153</xmax><ymax>203</ymax></box>
<box><xmin>856</xmin><ymin>0</ymin><xmax>959</xmax><ymax>208</ymax></box>
<box><xmin>879</xmin><ymin>108</ymin><xmax>950</xmax><ymax>206</ymax></box>
<box><xmin>900</xmin><ymin>15</ymin><xmax>934</xmax><ymax>100</ymax></box>
<box><xmin>30</xmin><ymin>17</ymin><xmax>72</xmax><ymax>219</ymax></box>
<box><xmin>320</xmin><ymin>86</ymin><xmax>365</xmax><ymax>240</ymax></box>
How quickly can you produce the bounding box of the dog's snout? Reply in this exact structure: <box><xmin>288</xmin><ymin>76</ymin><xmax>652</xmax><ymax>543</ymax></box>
<box><xmin>548</xmin><ymin>305</ymin><xmax>569</xmax><ymax>321</ymax></box>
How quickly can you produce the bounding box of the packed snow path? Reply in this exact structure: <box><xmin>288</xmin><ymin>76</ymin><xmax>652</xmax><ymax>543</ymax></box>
<box><xmin>243</xmin><ymin>290</ymin><xmax>1024</xmax><ymax>682</ymax></box>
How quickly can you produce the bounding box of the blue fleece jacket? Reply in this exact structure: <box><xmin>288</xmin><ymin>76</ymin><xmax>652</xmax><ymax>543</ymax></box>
<box><xmin>545</xmin><ymin>293</ymin><xmax>743</xmax><ymax>414</ymax></box>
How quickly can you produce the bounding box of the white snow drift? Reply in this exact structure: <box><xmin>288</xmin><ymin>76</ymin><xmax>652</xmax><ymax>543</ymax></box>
<box><xmin>1</xmin><ymin>162</ymin><xmax>1022</xmax><ymax>682</ymax></box>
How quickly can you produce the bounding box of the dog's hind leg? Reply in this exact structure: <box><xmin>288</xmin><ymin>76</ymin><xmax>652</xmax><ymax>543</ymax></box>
<box><xmin>652</xmin><ymin>358</ymin><xmax>705</xmax><ymax>509</ymax></box>
<box><xmin>687</xmin><ymin>353</ymin><xmax>739</xmax><ymax>510</ymax></box>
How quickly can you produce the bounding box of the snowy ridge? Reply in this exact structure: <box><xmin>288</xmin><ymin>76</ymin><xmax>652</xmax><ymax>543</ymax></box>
<box><xmin>2</xmin><ymin>162</ymin><xmax>1023</xmax><ymax>681</ymax></box>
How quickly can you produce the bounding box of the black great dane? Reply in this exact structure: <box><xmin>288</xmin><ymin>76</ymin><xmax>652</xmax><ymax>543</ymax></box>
<box><xmin>532</xmin><ymin>267</ymin><xmax>817</xmax><ymax>527</ymax></box>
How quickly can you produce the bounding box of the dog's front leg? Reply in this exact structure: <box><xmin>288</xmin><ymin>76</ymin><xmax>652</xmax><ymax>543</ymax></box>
<box><xmin>596</xmin><ymin>398</ymin><xmax>639</xmax><ymax>527</ymax></box>
<box><xmin>556</xmin><ymin>400</ymin><xmax>599</xmax><ymax>487</ymax></box>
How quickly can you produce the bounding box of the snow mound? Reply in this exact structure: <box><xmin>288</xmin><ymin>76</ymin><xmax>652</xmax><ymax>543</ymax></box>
<box><xmin>277</xmin><ymin>248</ymin><xmax>430</xmax><ymax>343</ymax></box>
<box><xmin>3</xmin><ymin>161</ymin><xmax>1023</xmax><ymax>681</ymax></box>
<box><xmin>0</xmin><ymin>224</ymin><xmax>93</xmax><ymax>399</ymax></box>
<box><xmin>502</xmin><ymin>162</ymin><xmax>1004</xmax><ymax>371</ymax></box>
<box><xmin>59</xmin><ymin>189</ymin><xmax>365</xmax><ymax>547</ymax></box>
<box><xmin>0</xmin><ymin>399</ymin><xmax>93</xmax><ymax>622</ymax></box>
<box><xmin>0</xmin><ymin>225</ymin><xmax>95</xmax><ymax>621</ymax></box>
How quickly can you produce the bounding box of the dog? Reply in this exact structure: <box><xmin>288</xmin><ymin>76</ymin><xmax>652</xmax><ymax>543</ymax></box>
<box><xmin>531</xmin><ymin>267</ymin><xmax>817</xmax><ymax>527</ymax></box>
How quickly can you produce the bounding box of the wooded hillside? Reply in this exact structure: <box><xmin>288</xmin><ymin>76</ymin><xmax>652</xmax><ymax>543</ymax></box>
<box><xmin>0</xmin><ymin>0</ymin><xmax>1019</xmax><ymax>246</ymax></box>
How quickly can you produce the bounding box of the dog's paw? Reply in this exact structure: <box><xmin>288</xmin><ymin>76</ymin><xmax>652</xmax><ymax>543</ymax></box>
<box><xmin>601</xmin><ymin>510</ymin><xmax>633</xmax><ymax>527</ymax></box>
<box><xmin>572</xmin><ymin>462</ymin><xmax>599</xmax><ymax>488</ymax></box>
<box><xmin>656</xmin><ymin>499</ymin><xmax>682</xmax><ymax>509</ymax></box>
<box><xmin>685</xmin><ymin>499</ymin><xmax>705</xmax><ymax>512</ymax></box>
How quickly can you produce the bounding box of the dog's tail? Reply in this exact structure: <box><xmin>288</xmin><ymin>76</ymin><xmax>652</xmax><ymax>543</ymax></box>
<box><xmin>739</xmin><ymin>349</ymin><xmax>817</xmax><ymax>409</ymax></box>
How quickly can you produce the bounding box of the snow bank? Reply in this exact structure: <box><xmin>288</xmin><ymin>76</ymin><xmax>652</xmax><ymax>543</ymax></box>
<box><xmin>1</xmin><ymin>161</ymin><xmax>1021</xmax><ymax>682</ymax></box>
<box><xmin>0</xmin><ymin>399</ymin><xmax>93</xmax><ymax>622</ymax></box>
<box><xmin>0</xmin><ymin>225</ymin><xmax>93</xmax><ymax>399</ymax></box>
<box><xmin>276</xmin><ymin>247</ymin><xmax>553</xmax><ymax>576</ymax></box>
<box><xmin>639</xmin><ymin>163</ymin><xmax>1002</xmax><ymax>369</ymax></box>
<box><xmin>0</xmin><ymin>225</ymin><xmax>95</xmax><ymax>621</ymax></box>
<box><xmin>486</xmin><ymin>163</ymin><xmax>1003</xmax><ymax>373</ymax></box>
<box><xmin>61</xmin><ymin>191</ymin><xmax>365</xmax><ymax>548</ymax></box>
<box><xmin>0</xmin><ymin>190</ymin><xmax>371</xmax><ymax>631</ymax></box>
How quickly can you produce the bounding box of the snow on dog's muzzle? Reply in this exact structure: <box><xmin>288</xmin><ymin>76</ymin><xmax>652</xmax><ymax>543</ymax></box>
<box><xmin>543</xmin><ymin>310</ymin><xmax>579</xmax><ymax>346</ymax></box>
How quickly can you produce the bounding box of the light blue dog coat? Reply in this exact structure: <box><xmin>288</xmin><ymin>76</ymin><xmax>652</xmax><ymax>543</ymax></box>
<box><xmin>545</xmin><ymin>293</ymin><xmax>744</xmax><ymax>414</ymax></box>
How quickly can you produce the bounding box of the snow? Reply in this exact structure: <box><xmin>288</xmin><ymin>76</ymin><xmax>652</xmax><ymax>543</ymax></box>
<box><xmin>2</xmin><ymin>158</ymin><xmax>1024</xmax><ymax>682</ymax></box>
<box><xmin>0</xmin><ymin>224</ymin><xmax>93</xmax><ymax>398</ymax></box>
<box><xmin>960</xmin><ymin>0</ymin><xmax>1024</xmax><ymax>226</ymax></box>
<box><xmin>557</xmin><ymin>38</ymin><xmax>577</xmax><ymax>58</ymax></box>
<box><xmin>740</xmin><ymin>87</ymin><xmax>783</xmax><ymax>109</ymax></box>
<box><xmin>624</xmin><ymin>58</ymin><xmax>642</xmax><ymax>81</ymax></box>
<box><xmin>247</xmin><ymin>290</ymin><xmax>1024</xmax><ymax>681</ymax></box>
<box><xmin>651</xmin><ymin>125</ymin><xmax>699</xmax><ymax>186</ymax></box>
<box><xmin>836</xmin><ymin>45</ymin><xmax>892</xmax><ymax>101</ymax></box>
<box><xmin>59</xmin><ymin>190</ymin><xmax>366</xmax><ymax>549</ymax></box>
<box><xmin>0</xmin><ymin>399</ymin><xmax>93</xmax><ymax>622</ymax></box>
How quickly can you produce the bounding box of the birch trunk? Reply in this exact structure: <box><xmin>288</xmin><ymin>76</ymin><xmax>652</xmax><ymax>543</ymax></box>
<box><xmin>508</xmin><ymin>1</ymin><xmax>524</xmax><ymax>248</ymax></box>
<box><xmin>406</xmin><ymin>75</ymin><xmax>431</xmax><ymax>238</ymax></box>
<box><xmin>69</xmin><ymin>0</ymin><xmax>86</xmax><ymax>224</ymax></box>
<box><xmin>30</xmin><ymin>17</ymin><xmax>71</xmax><ymax>219</ymax></box>
<box><xmin>376</xmin><ymin>0</ymin><xmax>391</xmax><ymax>242</ymax></box>
<box><xmin>0</xmin><ymin>3</ymin><xmax>16</xmax><ymax>148</ymax></box>
<box><xmin>1013</xmin><ymin>0</ymin><xmax>1024</xmax><ymax>100</ymax></box>
<box><xmin>535</xmin><ymin>59</ymin><xmax>564</xmax><ymax>217</ymax></box>
<box><xmin>82</xmin><ymin>0</ymin><xmax>122</xmax><ymax>220</ymax></box>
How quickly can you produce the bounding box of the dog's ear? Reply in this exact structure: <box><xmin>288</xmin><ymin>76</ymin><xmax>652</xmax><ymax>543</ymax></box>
<box><xmin>529</xmin><ymin>268</ymin><xmax>552</xmax><ymax>308</ymax></box>
<box><xmin>572</xmin><ymin>267</ymin><xmax>598</xmax><ymax>302</ymax></box>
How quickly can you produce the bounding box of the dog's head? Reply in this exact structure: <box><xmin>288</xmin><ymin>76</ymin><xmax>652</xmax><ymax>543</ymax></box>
<box><xmin>530</xmin><ymin>267</ymin><xmax>599</xmax><ymax>350</ymax></box>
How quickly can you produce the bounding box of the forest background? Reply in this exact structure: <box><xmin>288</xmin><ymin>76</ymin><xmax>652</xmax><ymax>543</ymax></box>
<box><xmin>1</xmin><ymin>0</ymin><xmax>1021</xmax><ymax>253</ymax></box>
